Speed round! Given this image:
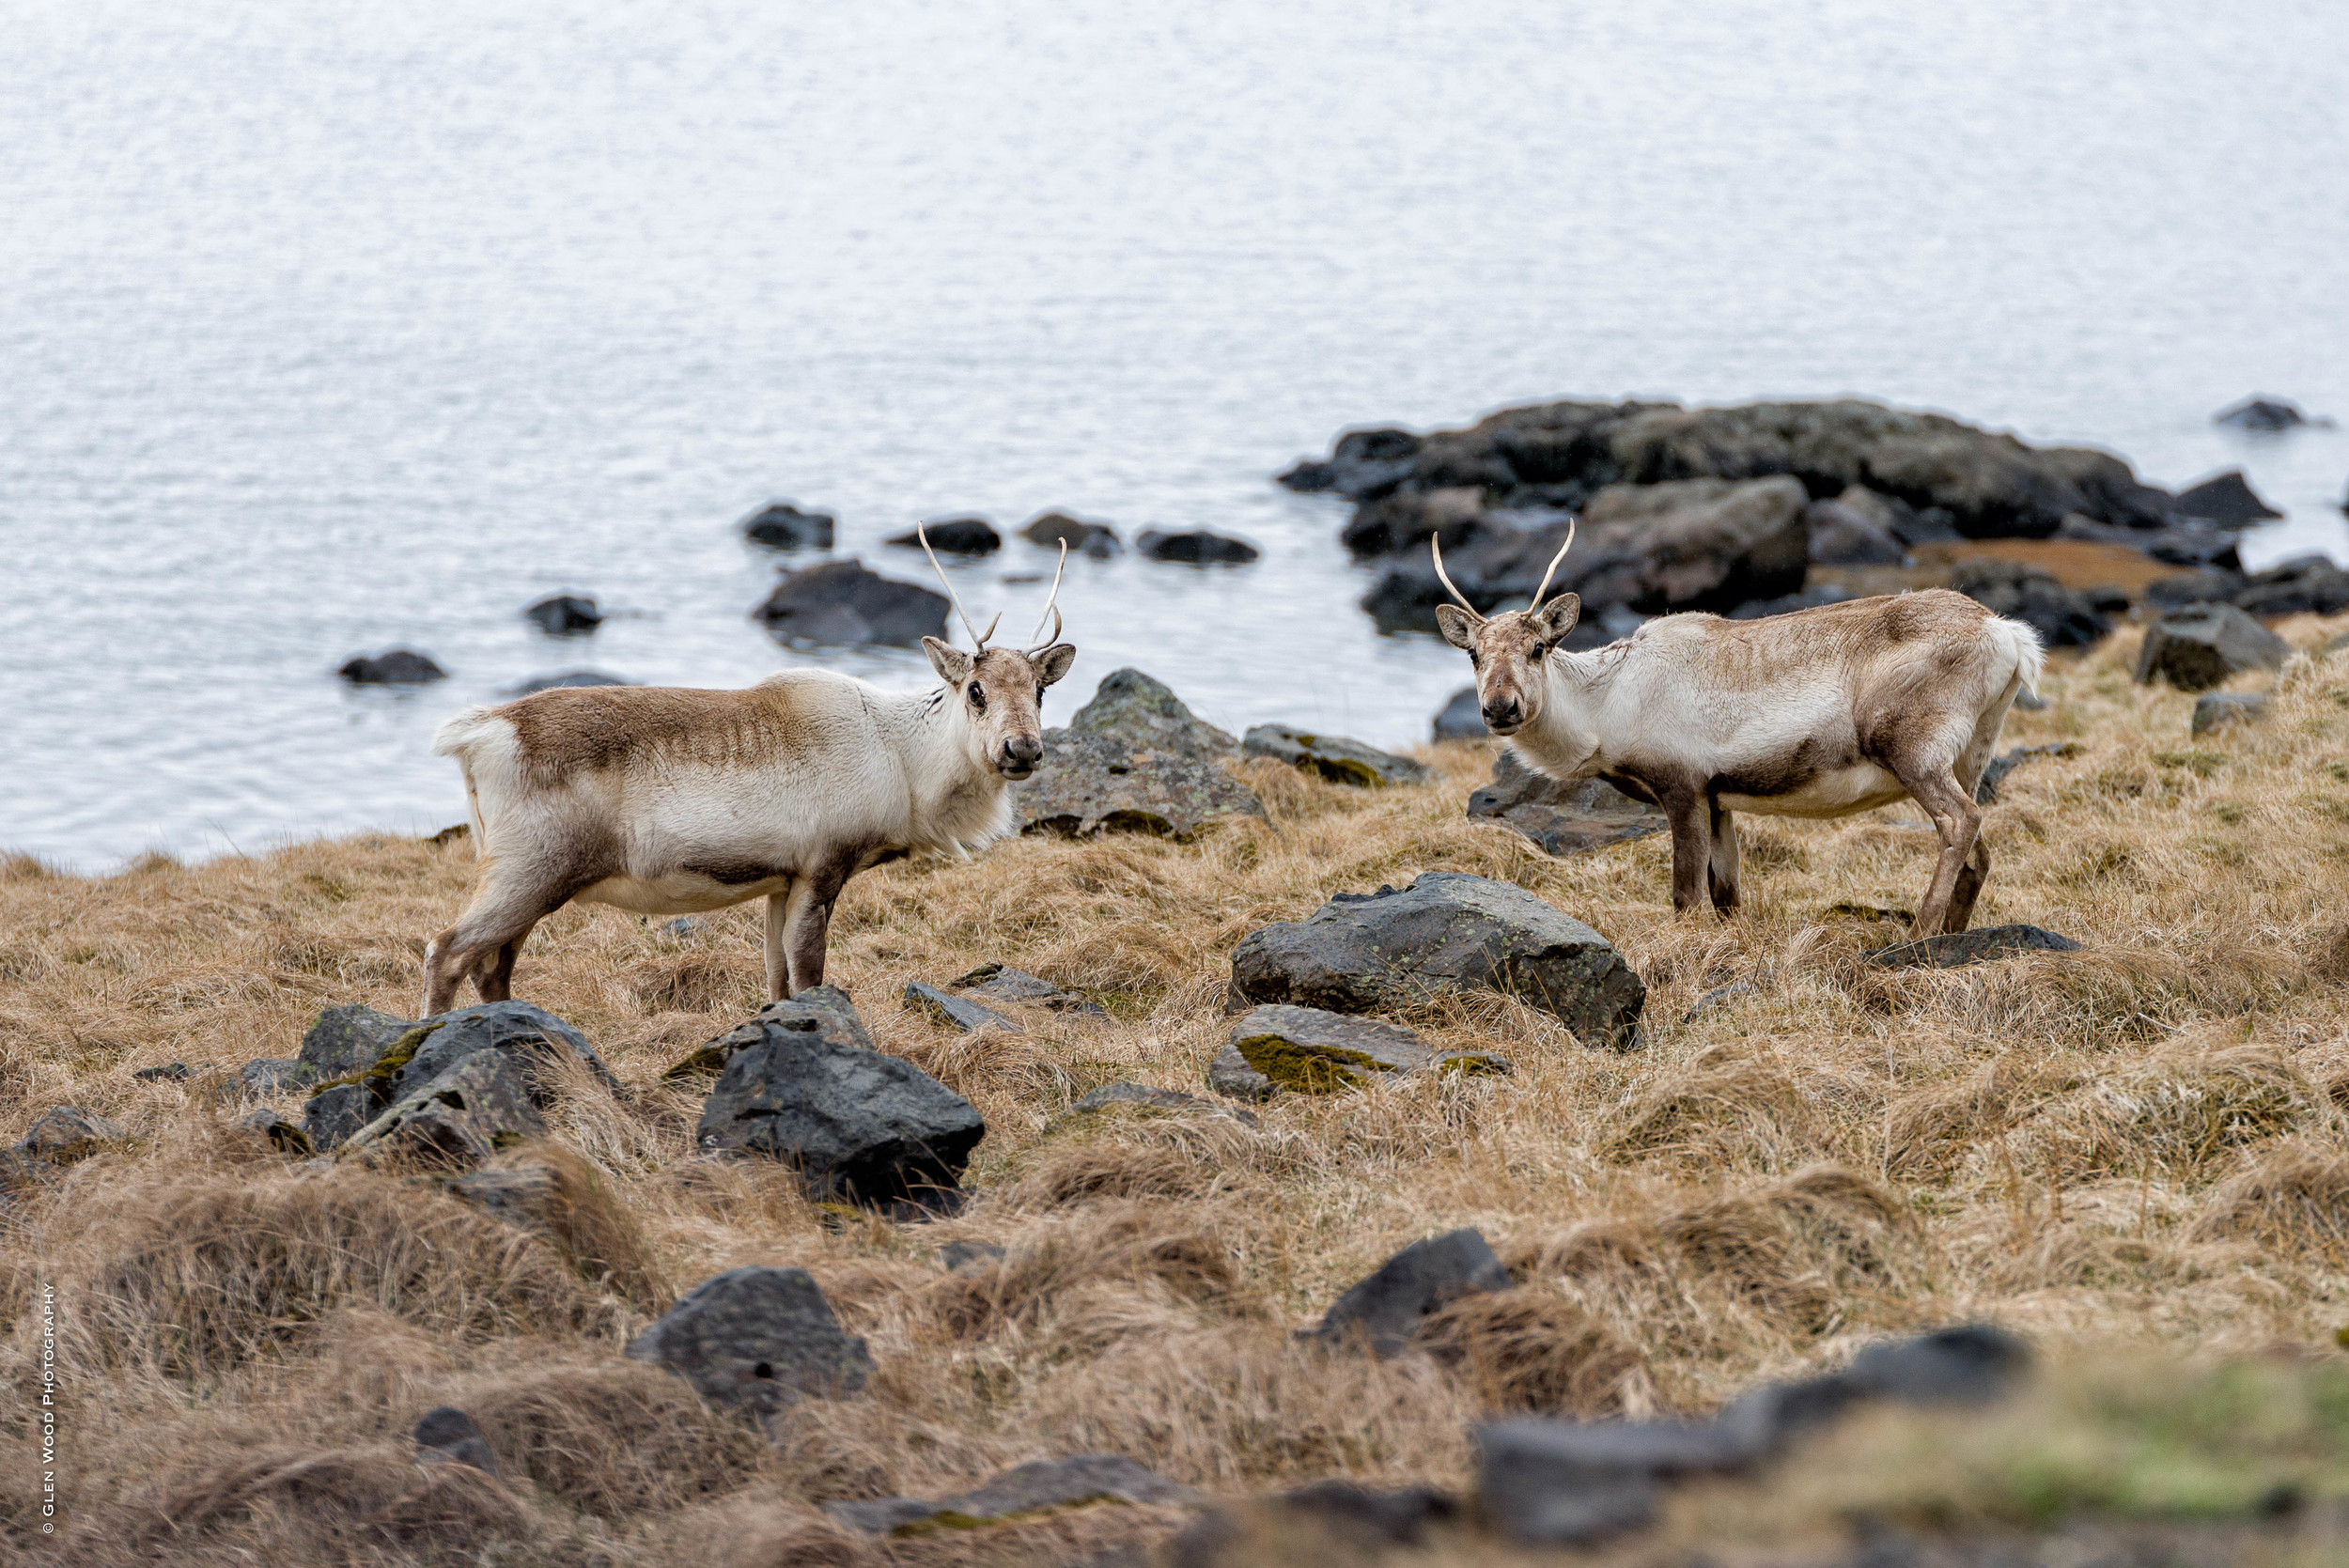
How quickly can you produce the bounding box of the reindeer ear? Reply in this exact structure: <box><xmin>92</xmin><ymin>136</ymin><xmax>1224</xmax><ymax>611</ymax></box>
<box><xmin>1533</xmin><ymin>593</ymin><xmax>1580</xmax><ymax>643</ymax></box>
<box><xmin>1034</xmin><ymin>644</ymin><xmax>1077</xmax><ymax>687</ymax></box>
<box><xmin>923</xmin><ymin>637</ymin><xmax>974</xmax><ymax>685</ymax></box>
<box><xmin>1435</xmin><ymin>605</ymin><xmax>1480</xmax><ymax>650</ymax></box>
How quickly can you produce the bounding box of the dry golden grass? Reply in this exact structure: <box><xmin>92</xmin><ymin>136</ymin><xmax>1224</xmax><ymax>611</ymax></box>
<box><xmin>4</xmin><ymin>614</ymin><xmax>2349</xmax><ymax>1564</ymax></box>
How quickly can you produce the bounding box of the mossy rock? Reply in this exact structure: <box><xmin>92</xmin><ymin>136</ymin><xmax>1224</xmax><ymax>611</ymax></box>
<box><xmin>1212</xmin><ymin>1004</ymin><xmax>1505</xmax><ymax>1100</ymax></box>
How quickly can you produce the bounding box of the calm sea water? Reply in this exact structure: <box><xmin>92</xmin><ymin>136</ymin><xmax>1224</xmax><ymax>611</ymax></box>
<box><xmin>5</xmin><ymin>0</ymin><xmax>2346</xmax><ymax>870</ymax></box>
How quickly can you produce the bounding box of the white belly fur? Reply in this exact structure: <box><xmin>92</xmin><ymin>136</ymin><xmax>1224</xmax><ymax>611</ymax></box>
<box><xmin>1718</xmin><ymin>763</ymin><xmax>1908</xmax><ymax>818</ymax></box>
<box><xmin>577</xmin><ymin>873</ymin><xmax>792</xmax><ymax>915</ymax></box>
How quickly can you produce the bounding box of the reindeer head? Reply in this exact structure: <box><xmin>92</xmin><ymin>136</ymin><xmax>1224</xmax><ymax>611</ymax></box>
<box><xmin>1432</xmin><ymin>521</ymin><xmax>1579</xmax><ymax>737</ymax></box>
<box><xmin>919</xmin><ymin>523</ymin><xmax>1078</xmax><ymax>780</ymax></box>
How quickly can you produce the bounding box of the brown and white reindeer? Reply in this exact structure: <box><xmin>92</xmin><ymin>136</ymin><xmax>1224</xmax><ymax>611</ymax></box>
<box><xmin>420</xmin><ymin>529</ymin><xmax>1077</xmax><ymax>1014</ymax></box>
<box><xmin>1432</xmin><ymin>527</ymin><xmax>2044</xmax><ymax>938</ymax></box>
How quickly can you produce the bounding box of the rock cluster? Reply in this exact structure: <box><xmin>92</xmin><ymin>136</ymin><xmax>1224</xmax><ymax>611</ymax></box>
<box><xmin>1013</xmin><ymin>669</ymin><xmax>1264</xmax><ymax>839</ymax></box>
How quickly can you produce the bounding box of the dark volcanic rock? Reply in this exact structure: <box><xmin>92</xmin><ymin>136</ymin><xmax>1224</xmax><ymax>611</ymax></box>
<box><xmin>1340</xmin><ymin>486</ymin><xmax>1495</xmax><ymax>558</ymax></box>
<box><xmin>1948</xmin><ymin>557</ymin><xmax>2110</xmax><ymax>647</ymax></box>
<box><xmin>2143</xmin><ymin>565</ymin><xmax>2251</xmax><ymax>611</ymax></box>
<box><xmin>338</xmin><ymin>649</ymin><xmax>446</xmax><ymax>685</ymax></box>
<box><xmin>299</xmin><ymin>1004</ymin><xmax>418</xmax><ymax>1084</ymax></box>
<box><xmin>1280</xmin><ymin>426</ymin><xmax>1424</xmax><ymax>497</ymax></box>
<box><xmin>298</xmin><ymin>1001</ymin><xmax>615</xmax><ymax>1155</ymax></box>
<box><xmin>695</xmin><ymin>987</ymin><xmax>985</xmax><ymax>1207</ymax></box>
<box><xmin>902</xmin><ymin>981</ymin><xmax>1020</xmax><ymax>1033</ymax></box>
<box><xmin>1069</xmin><ymin>668</ymin><xmax>1237</xmax><ymax>758</ymax></box>
<box><xmin>523</xmin><ymin>593</ymin><xmax>603</xmax><ymax>635</ymax></box>
<box><xmin>237</xmin><ymin>1108</ymin><xmax>313</xmax><ymax>1155</ymax></box>
<box><xmin>740</xmin><ymin>501</ymin><xmax>835</xmax><ymax>550</ymax></box>
<box><xmin>2135</xmin><ymin>603</ymin><xmax>2291</xmax><ymax>691</ymax></box>
<box><xmin>1231</xmin><ymin>872</ymin><xmax>1644</xmax><ymax>1048</ymax></box>
<box><xmin>132</xmin><ymin>1062</ymin><xmax>192</xmax><ymax>1083</ymax></box>
<box><xmin>1804</xmin><ymin>496</ymin><xmax>1910</xmax><ymax>564</ymax></box>
<box><xmin>507</xmin><ymin>669</ymin><xmax>634</xmax><ymax>695</ymax></box>
<box><xmin>887</xmin><ymin>517</ymin><xmax>1001</xmax><ymax>555</ymax></box>
<box><xmin>2214</xmin><ymin>396</ymin><xmax>2317</xmax><ymax>432</ymax></box>
<box><xmin>1019</xmin><ymin>511</ymin><xmax>1121</xmax><ymax>556</ymax></box>
<box><xmin>2175</xmin><ymin>469</ymin><xmax>2283</xmax><ymax>526</ymax></box>
<box><xmin>1276</xmin><ymin>1481</ymin><xmax>1460</xmax><ymax>1546</ymax></box>
<box><xmin>414</xmin><ymin>1407</ymin><xmax>501</xmax><ymax>1475</ymax></box>
<box><xmin>956</xmin><ymin>962</ymin><xmax>1105</xmax><ymax>1016</ymax></box>
<box><xmin>1973</xmin><ymin>742</ymin><xmax>2082</xmax><ymax>805</ymax></box>
<box><xmin>1217</xmin><ymin>1004</ymin><xmax>1505</xmax><ymax>1098</ymax></box>
<box><xmin>825</xmin><ymin>1453</ymin><xmax>1192</xmax><ymax>1535</ymax></box>
<box><xmin>12</xmin><ymin>1106</ymin><xmax>125</xmax><ymax>1164</ymax></box>
<box><xmin>340</xmin><ymin>1050</ymin><xmax>548</xmax><ymax>1167</ymax></box>
<box><xmin>2234</xmin><ymin>555</ymin><xmax>2349</xmax><ymax>617</ymax></box>
<box><xmin>1015</xmin><ymin>671</ymin><xmax>1259</xmax><ymax>839</ymax></box>
<box><xmin>1431</xmin><ymin>686</ymin><xmax>1486</xmax><ymax>742</ymax></box>
<box><xmin>1312</xmin><ymin>1228</ymin><xmax>1513</xmax><ymax>1356</ymax></box>
<box><xmin>1241</xmin><ymin>724</ymin><xmax>1431</xmax><ymax>787</ymax></box>
<box><xmin>1868</xmin><ymin>924</ymin><xmax>2084</xmax><ymax>969</ymax></box>
<box><xmin>627</xmin><ymin>1265</ymin><xmax>873</xmax><ymax>1420</ymax></box>
<box><xmin>1137</xmin><ymin>528</ymin><xmax>1260</xmax><ymax>563</ymax></box>
<box><xmin>1468</xmin><ymin>751</ymin><xmax>1665</xmax><ymax>857</ymax></box>
<box><xmin>753</xmin><ymin>557</ymin><xmax>950</xmax><ymax>647</ymax></box>
<box><xmin>2193</xmin><ymin>691</ymin><xmax>2270</xmax><ymax>737</ymax></box>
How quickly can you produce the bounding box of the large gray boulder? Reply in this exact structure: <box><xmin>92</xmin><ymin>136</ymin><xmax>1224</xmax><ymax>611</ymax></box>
<box><xmin>2134</xmin><ymin>603</ymin><xmax>2290</xmax><ymax>691</ymax></box>
<box><xmin>1468</xmin><ymin>751</ymin><xmax>1664</xmax><ymax>857</ymax></box>
<box><xmin>752</xmin><ymin>557</ymin><xmax>949</xmax><ymax>647</ymax></box>
<box><xmin>1311</xmin><ymin>1229</ymin><xmax>1513</xmax><ymax>1356</ymax></box>
<box><xmin>1242</xmin><ymin>724</ymin><xmax>1431</xmax><ymax>787</ymax></box>
<box><xmin>627</xmin><ymin>1266</ymin><xmax>873</xmax><ymax>1421</ymax></box>
<box><xmin>1014</xmin><ymin>670</ymin><xmax>1262</xmax><ymax>839</ymax></box>
<box><xmin>694</xmin><ymin>987</ymin><xmax>985</xmax><ymax>1209</ymax></box>
<box><xmin>1229</xmin><ymin>873</ymin><xmax>1644</xmax><ymax>1048</ymax></box>
<box><xmin>1213</xmin><ymin>1004</ymin><xmax>1505</xmax><ymax>1100</ymax></box>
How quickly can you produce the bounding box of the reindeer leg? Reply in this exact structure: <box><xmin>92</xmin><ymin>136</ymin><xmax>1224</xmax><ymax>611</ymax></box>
<box><xmin>475</xmin><ymin>925</ymin><xmax>536</xmax><ymax>1002</ymax></box>
<box><xmin>762</xmin><ymin>886</ymin><xmax>793</xmax><ymax>1003</ymax></box>
<box><xmin>425</xmin><ymin>873</ymin><xmax>568</xmax><ymax>1015</ymax></box>
<box><xmin>1946</xmin><ymin>838</ymin><xmax>1991</xmax><ymax>934</ymax></box>
<box><xmin>1892</xmin><ymin>763</ymin><xmax>1982</xmax><ymax>940</ymax></box>
<box><xmin>782</xmin><ymin>852</ymin><xmax>858</xmax><ymax>996</ymax></box>
<box><xmin>1662</xmin><ymin>784</ymin><xmax>1713</xmax><ymax>917</ymax></box>
<box><xmin>1707</xmin><ymin>800</ymin><xmax>1741</xmax><ymax>914</ymax></box>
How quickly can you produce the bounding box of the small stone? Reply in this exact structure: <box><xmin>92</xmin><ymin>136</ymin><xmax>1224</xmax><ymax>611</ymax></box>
<box><xmin>887</xmin><ymin>517</ymin><xmax>1001</xmax><ymax>554</ymax></box>
<box><xmin>1474</xmin><ymin>1416</ymin><xmax>1741</xmax><ymax>1545</ymax></box>
<box><xmin>13</xmin><ymin>1107</ymin><xmax>127</xmax><ymax>1164</ymax></box>
<box><xmin>940</xmin><ymin>1240</ymin><xmax>1005</xmax><ymax>1272</ymax></box>
<box><xmin>1868</xmin><ymin>924</ymin><xmax>2083</xmax><ymax>969</ymax></box>
<box><xmin>740</xmin><ymin>501</ymin><xmax>835</xmax><ymax>550</ymax></box>
<box><xmin>903</xmin><ymin>982</ymin><xmax>1020</xmax><ymax>1033</ymax></box>
<box><xmin>132</xmin><ymin>1063</ymin><xmax>192</xmax><ymax>1083</ymax></box>
<box><xmin>1242</xmin><ymin>724</ymin><xmax>1432</xmax><ymax>787</ymax></box>
<box><xmin>956</xmin><ymin>962</ymin><xmax>1105</xmax><ymax>1016</ymax></box>
<box><xmin>414</xmin><ymin>1406</ymin><xmax>501</xmax><ymax>1475</ymax></box>
<box><xmin>1230</xmin><ymin>872</ymin><xmax>1645</xmax><ymax>1048</ymax></box>
<box><xmin>1020</xmin><ymin>512</ymin><xmax>1121</xmax><ymax>555</ymax></box>
<box><xmin>239</xmin><ymin>1058</ymin><xmax>303</xmax><ymax>1095</ymax></box>
<box><xmin>2192</xmin><ymin>691</ymin><xmax>2270</xmax><ymax>737</ymax></box>
<box><xmin>2135</xmin><ymin>603</ymin><xmax>2291</xmax><ymax>692</ymax></box>
<box><xmin>1431</xmin><ymin>686</ymin><xmax>1486</xmax><ymax>742</ymax></box>
<box><xmin>1222</xmin><ymin>1004</ymin><xmax>1504</xmax><ymax>1095</ymax></box>
<box><xmin>1313</xmin><ymin>1229</ymin><xmax>1513</xmax><ymax>1356</ymax></box>
<box><xmin>522</xmin><ymin>593</ymin><xmax>603</xmax><ymax>636</ymax></box>
<box><xmin>507</xmin><ymin>669</ymin><xmax>633</xmax><ymax>695</ymax></box>
<box><xmin>2213</xmin><ymin>396</ymin><xmax>2318</xmax><ymax>432</ymax></box>
<box><xmin>1843</xmin><ymin>1323</ymin><xmax>2030</xmax><ymax>1404</ymax></box>
<box><xmin>626</xmin><ymin>1266</ymin><xmax>873</xmax><ymax>1420</ymax></box>
<box><xmin>337</xmin><ymin>649</ymin><xmax>447</xmax><ymax>685</ymax></box>
<box><xmin>1974</xmin><ymin>741</ymin><xmax>2083</xmax><ymax>804</ymax></box>
<box><xmin>1680</xmin><ymin>980</ymin><xmax>1755</xmax><ymax>1024</ymax></box>
<box><xmin>1071</xmin><ymin>1082</ymin><xmax>1250</xmax><ymax>1125</ymax></box>
<box><xmin>1467</xmin><ymin>751</ymin><xmax>1665</xmax><ymax>857</ymax></box>
<box><xmin>825</xmin><ymin>1498</ymin><xmax>940</xmax><ymax>1534</ymax></box>
<box><xmin>1136</xmin><ymin>529</ymin><xmax>1259</xmax><ymax>563</ymax></box>
<box><xmin>236</xmin><ymin>1108</ymin><xmax>314</xmax><ymax>1156</ymax></box>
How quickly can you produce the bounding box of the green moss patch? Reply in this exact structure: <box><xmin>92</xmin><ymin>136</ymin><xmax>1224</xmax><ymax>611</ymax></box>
<box><xmin>1234</xmin><ymin>1032</ymin><xmax>1381</xmax><ymax>1094</ymax></box>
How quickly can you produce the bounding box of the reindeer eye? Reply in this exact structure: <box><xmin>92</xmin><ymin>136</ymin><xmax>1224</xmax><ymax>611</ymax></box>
<box><xmin>967</xmin><ymin>682</ymin><xmax>986</xmax><ymax>710</ymax></box>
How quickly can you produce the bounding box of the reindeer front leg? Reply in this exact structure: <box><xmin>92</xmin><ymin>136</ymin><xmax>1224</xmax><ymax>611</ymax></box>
<box><xmin>1661</xmin><ymin>784</ymin><xmax>1713</xmax><ymax>917</ymax></box>
<box><xmin>780</xmin><ymin>852</ymin><xmax>857</xmax><ymax>997</ymax></box>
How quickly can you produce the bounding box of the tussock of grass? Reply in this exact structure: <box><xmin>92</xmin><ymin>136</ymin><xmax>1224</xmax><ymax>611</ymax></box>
<box><xmin>3</xmin><ymin>615</ymin><xmax>2348</xmax><ymax>1563</ymax></box>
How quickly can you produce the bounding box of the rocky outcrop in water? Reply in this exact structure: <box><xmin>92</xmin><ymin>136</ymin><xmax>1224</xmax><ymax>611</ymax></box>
<box><xmin>1019</xmin><ymin>512</ymin><xmax>1122</xmax><ymax>555</ymax></box>
<box><xmin>1138</xmin><ymin>528</ymin><xmax>1260</xmax><ymax>563</ymax></box>
<box><xmin>739</xmin><ymin>501</ymin><xmax>835</xmax><ymax>550</ymax></box>
<box><xmin>887</xmin><ymin>517</ymin><xmax>1000</xmax><ymax>554</ymax></box>
<box><xmin>2174</xmin><ymin>469</ymin><xmax>2282</xmax><ymax>526</ymax></box>
<box><xmin>338</xmin><ymin>649</ymin><xmax>447</xmax><ymax>685</ymax></box>
<box><xmin>752</xmin><ymin>557</ymin><xmax>950</xmax><ymax>647</ymax></box>
<box><xmin>522</xmin><ymin>593</ymin><xmax>602</xmax><ymax>635</ymax></box>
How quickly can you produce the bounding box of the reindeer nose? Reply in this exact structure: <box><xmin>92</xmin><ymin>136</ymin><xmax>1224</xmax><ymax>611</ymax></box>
<box><xmin>1483</xmin><ymin>698</ymin><xmax>1522</xmax><ymax>730</ymax></box>
<box><xmin>1004</xmin><ymin>735</ymin><xmax>1043</xmax><ymax>767</ymax></box>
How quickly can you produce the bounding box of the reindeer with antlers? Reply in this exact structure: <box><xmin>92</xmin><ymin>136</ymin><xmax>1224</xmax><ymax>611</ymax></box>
<box><xmin>421</xmin><ymin>529</ymin><xmax>1076</xmax><ymax>1012</ymax></box>
<box><xmin>1432</xmin><ymin>525</ymin><xmax>2044</xmax><ymax>938</ymax></box>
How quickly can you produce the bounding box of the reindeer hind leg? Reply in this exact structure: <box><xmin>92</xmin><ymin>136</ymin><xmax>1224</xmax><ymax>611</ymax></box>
<box><xmin>1888</xmin><ymin>753</ymin><xmax>1982</xmax><ymax>940</ymax></box>
<box><xmin>1707</xmin><ymin>801</ymin><xmax>1741</xmax><ymax>914</ymax></box>
<box><xmin>424</xmin><ymin>871</ymin><xmax>572</xmax><ymax>1015</ymax></box>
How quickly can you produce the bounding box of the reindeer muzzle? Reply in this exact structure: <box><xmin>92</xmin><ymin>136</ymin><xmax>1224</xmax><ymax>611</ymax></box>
<box><xmin>999</xmin><ymin>736</ymin><xmax>1044</xmax><ymax>779</ymax></box>
<box><xmin>1482</xmin><ymin>697</ymin><xmax>1525</xmax><ymax>735</ymax></box>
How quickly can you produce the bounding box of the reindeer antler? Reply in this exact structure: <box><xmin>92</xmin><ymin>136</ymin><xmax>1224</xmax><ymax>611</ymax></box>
<box><xmin>1027</xmin><ymin>538</ymin><xmax>1068</xmax><ymax>652</ymax></box>
<box><xmin>1529</xmin><ymin>517</ymin><xmax>1578</xmax><ymax>610</ymax></box>
<box><xmin>1430</xmin><ymin>535</ymin><xmax>1485</xmax><ymax>622</ymax></box>
<box><xmin>917</xmin><ymin>519</ymin><xmax>1000</xmax><ymax>649</ymax></box>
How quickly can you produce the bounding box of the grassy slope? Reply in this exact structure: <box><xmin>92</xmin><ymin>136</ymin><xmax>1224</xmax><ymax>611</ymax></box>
<box><xmin>3</xmin><ymin>615</ymin><xmax>2347</xmax><ymax>1566</ymax></box>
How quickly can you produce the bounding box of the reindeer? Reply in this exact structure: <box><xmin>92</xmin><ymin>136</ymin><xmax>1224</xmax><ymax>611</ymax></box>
<box><xmin>420</xmin><ymin>529</ymin><xmax>1076</xmax><ymax>1014</ymax></box>
<box><xmin>1432</xmin><ymin>527</ymin><xmax>2044</xmax><ymax>938</ymax></box>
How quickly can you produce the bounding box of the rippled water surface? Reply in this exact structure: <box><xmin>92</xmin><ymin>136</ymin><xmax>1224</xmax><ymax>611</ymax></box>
<box><xmin>6</xmin><ymin>0</ymin><xmax>2346</xmax><ymax>867</ymax></box>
